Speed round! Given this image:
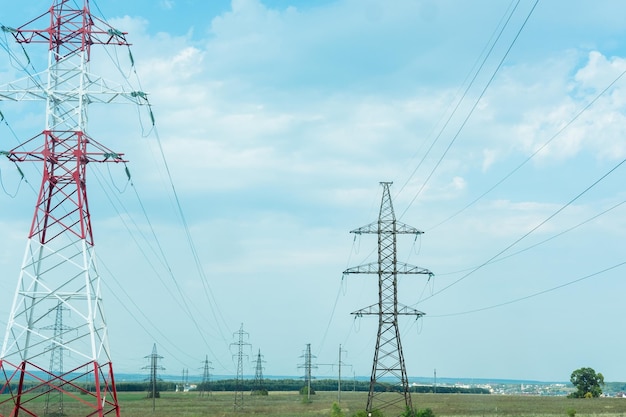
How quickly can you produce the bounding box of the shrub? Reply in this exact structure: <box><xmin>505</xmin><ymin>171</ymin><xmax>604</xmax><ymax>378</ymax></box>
<box><xmin>401</xmin><ymin>407</ymin><xmax>436</xmax><ymax>417</ymax></box>
<box><xmin>331</xmin><ymin>402</ymin><xmax>345</xmax><ymax>417</ymax></box>
<box><xmin>417</xmin><ymin>408</ymin><xmax>435</xmax><ymax>417</ymax></box>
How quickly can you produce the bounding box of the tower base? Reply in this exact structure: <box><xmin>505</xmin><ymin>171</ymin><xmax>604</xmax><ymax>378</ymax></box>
<box><xmin>0</xmin><ymin>359</ymin><xmax>120</xmax><ymax>417</ymax></box>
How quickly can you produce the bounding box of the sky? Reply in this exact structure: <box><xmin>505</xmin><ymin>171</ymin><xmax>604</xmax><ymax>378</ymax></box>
<box><xmin>0</xmin><ymin>0</ymin><xmax>626</xmax><ymax>384</ymax></box>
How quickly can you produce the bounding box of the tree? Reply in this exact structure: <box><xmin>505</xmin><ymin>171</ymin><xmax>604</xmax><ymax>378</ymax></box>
<box><xmin>330</xmin><ymin>402</ymin><xmax>345</xmax><ymax>417</ymax></box>
<box><xmin>569</xmin><ymin>367</ymin><xmax>604</xmax><ymax>398</ymax></box>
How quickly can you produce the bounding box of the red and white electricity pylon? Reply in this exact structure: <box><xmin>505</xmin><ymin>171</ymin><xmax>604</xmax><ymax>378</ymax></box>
<box><xmin>0</xmin><ymin>1</ymin><xmax>146</xmax><ymax>416</ymax></box>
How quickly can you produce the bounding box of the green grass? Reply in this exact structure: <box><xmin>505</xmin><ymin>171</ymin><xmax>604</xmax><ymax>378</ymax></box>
<box><xmin>4</xmin><ymin>391</ymin><xmax>626</xmax><ymax>417</ymax></box>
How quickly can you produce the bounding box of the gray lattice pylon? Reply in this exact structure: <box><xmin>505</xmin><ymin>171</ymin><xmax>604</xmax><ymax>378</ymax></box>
<box><xmin>42</xmin><ymin>302</ymin><xmax>71</xmax><ymax>417</ymax></box>
<box><xmin>199</xmin><ymin>355</ymin><xmax>213</xmax><ymax>397</ymax></box>
<box><xmin>142</xmin><ymin>343</ymin><xmax>165</xmax><ymax>412</ymax></box>
<box><xmin>344</xmin><ymin>182</ymin><xmax>433</xmax><ymax>416</ymax></box>
<box><xmin>297</xmin><ymin>343</ymin><xmax>317</xmax><ymax>401</ymax></box>
<box><xmin>337</xmin><ymin>344</ymin><xmax>352</xmax><ymax>403</ymax></box>
<box><xmin>251</xmin><ymin>349</ymin><xmax>266</xmax><ymax>394</ymax></box>
<box><xmin>231</xmin><ymin>324</ymin><xmax>250</xmax><ymax>411</ymax></box>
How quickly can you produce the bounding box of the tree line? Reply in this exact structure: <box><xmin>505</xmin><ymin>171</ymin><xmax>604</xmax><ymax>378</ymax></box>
<box><xmin>0</xmin><ymin>379</ymin><xmax>489</xmax><ymax>395</ymax></box>
<box><xmin>112</xmin><ymin>378</ymin><xmax>489</xmax><ymax>394</ymax></box>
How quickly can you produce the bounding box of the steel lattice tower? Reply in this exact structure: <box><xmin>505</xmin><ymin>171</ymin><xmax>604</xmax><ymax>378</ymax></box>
<box><xmin>251</xmin><ymin>349</ymin><xmax>266</xmax><ymax>395</ymax></box>
<box><xmin>298</xmin><ymin>343</ymin><xmax>317</xmax><ymax>401</ymax></box>
<box><xmin>337</xmin><ymin>344</ymin><xmax>351</xmax><ymax>403</ymax></box>
<box><xmin>231</xmin><ymin>324</ymin><xmax>250</xmax><ymax>411</ymax></box>
<box><xmin>344</xmin><ymin>182</ymin><xmax>433</xmax><ymax>416</ymax></box>
<box><xmin>143</xmin><ymin>344</ymin><xmax>164</xmax><ymax>412</ymax></box>
<box><xmin>199</xmin><ymin>355</ymin><xmax>212</xmax><ymax>398</ymax></box>
<box><xmin>0</xmin><ymin>2</ymin><xmax>146</xmax><ymax>417</ymax></box>
<box><xmin>42</xmin><ymin>303</ymin><xmax>70</xmax><ymax>417</ymax></box>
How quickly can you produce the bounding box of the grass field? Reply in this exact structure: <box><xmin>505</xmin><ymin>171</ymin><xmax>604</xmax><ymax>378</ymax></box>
<box><xmin>5</xmin><ymin>390</ymin><xmax>626</xmax><ymax>417</ymax></box>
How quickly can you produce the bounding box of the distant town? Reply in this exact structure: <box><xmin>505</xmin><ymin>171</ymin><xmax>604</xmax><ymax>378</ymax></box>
<box><xmin>414</xmin><ymin>379</ymin><xmax>626</xmax><ymax>397</ymax></box>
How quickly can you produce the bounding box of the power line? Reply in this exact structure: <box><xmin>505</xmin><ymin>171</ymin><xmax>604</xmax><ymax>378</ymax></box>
<box><xmin>397</xmin><ymin>0</ymin><xmax>524</xmax><ymax>199</ymax></box>
<box><xmin>433</xmin><ymin>197</ymin><xmax>626</xmax><ymax>278</ymax></box>
<box><xmin>426</xmin><ymin>61</ymin><xmax>626</xmax><ymax>232</ymax></box>
<box><xmin>91</xmin><ymin>166</ymin><xmax>230</xmax><ymax>370</ymax></box>
<box><xmin>399</xmin><ymin>0</ymin><xmax>540</xmax><ymax>220</ymax></box>
<box><xmin>430</xmin><ymin>260</ymin><xmax>626</xmax><ymax>318</ymax></box>
<box><xmin>420</xmin><ymin>156</ymin><xmax>626</xmax><ymax>302</ymax></box>
<box><xmin>89</xmin><ymin>0</ymin><xmax>233</xmax><ymax>361</ymax></box>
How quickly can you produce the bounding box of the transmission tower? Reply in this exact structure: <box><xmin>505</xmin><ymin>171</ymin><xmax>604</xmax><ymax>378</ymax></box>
<box><xmin>337</xmin><ymin>344</ymin><xmax>352</xmax><ymax>403</ymax></box>
<box><xmin>251</xmin><ymin>349</ymin><xmax>266</xmax><ymax>395</ymax></box>
<box><xmin>143</xmin><ymin>343</ymin><xmax>165</xmax><ymax>412</ymax></box>
<box><xmin>177</xmin><ymin>368</ymin><xmax>186</xmax><ymax>392</ymax></box>
<box><xmin>0</xmin><ymin>2</ymin><xmax>146</xmax><ymax>417</ymax></box>
<box><xmin>343</xmin><ymin>181</ymin><xmax>433</xmax><ymax>416</ymax></box>
<box><xmin>42</xmin><ymin>302</ymin><xmax>70</xmax><ymax>417</ymax></box>
<box><xmin>231</xmin><ymin>323</ymin><xmax>250</xmax><ymax>411</ymax></box>
<box><xmin>298</xmin><ymin>343</ymin><xmax>317</xmax><ymax>402</ymax></box>
<box><xmin>199</xmin><ymin>355</ymin><xmax>213</xmax><ymax>397</ymax></box>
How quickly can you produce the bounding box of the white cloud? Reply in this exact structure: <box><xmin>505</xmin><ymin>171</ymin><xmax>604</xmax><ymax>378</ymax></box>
<box><xmin>481</xmin><ymin>149</ymin><xmax>497</xmax><ymax>172</ymax></box>
<box><xmin>159</xmin><ymin>0</ymin><xmax>175</xmax><ymax>10</ymax></box>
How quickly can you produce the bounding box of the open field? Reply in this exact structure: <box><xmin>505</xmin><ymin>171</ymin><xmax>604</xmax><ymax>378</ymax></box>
<box><xmin>5</xmin><ymin>390</ymin><xmax>626</xmax><ymax>417</ymax></box>
<box><xmin>121</xmin><ymin>391</ymin><xmax>626</xmax><ymax>417</ymax></box>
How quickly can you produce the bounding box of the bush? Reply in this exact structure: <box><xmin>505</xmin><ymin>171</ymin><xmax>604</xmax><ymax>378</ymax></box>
<box><xmin>566</xmin><ymin>408</ymin><xmax>576</xmax><ymax>417</ymax></box>
<box><xmin>331</xmin><ymin>402</ymin><xmax>345</xmax><ymax>417</ymax></box>
<box><xmin>401</xmin><ymin>407</ymin><xmax>435</xmax><ymax>417</ymax></box>
<box><xmin>417</xmin><ymin>408</ymin><xmax>435</xmax><ymax>417</ymax></box>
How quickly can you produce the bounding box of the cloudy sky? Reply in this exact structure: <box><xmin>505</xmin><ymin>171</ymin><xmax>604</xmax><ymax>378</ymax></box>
<box><xmin>1</xmin><ymin>0</ymin><xmax>626</xmax><ymax>384</ymax></box>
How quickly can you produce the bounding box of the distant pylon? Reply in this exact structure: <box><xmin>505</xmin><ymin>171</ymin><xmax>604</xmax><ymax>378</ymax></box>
<box><xmin>178</xmin><ymin>368</ymin><xmax>189</xmax><ymax>392</ymax></box>
<box><xmin>231</xmin><ymin>324</ymin><xmax>250</xmax><ymax>411</ymax></box>
<box><xmin>298</xmin><ymin>343</ymin><xmax>317</xmax><ymax>402</ymax></box>
<box><xmin>42</xmin><ymin>302</ymin><xmax>70</xmax><ymax>417</ymax></box>
<box><xmin>251</xmin><ymin>349</ymin><xmax>266</xmax><ymax>395</ymax></box>
<box><xmin>344</xmin><ymin>182</ymin><xmax>433</xmax><ymax>416</ymax></box>
<box><xmin>143</xmin><ymin>344</ymin><xmax>165</xmax><ymax>411</ymax></box>
<box><xmin>199</xmin><ymin>355</ymin><xmax>213</xmax><ymax>397</ymax></box>
<box><xmin>0</xmin><ymin>2</ymin><xmax>147</xmax><ymax>417</ymax></box>
<box><xmin>337</xmin><ymin>344</ymin><xmax>352</xmax><ymax>403</ymax></box>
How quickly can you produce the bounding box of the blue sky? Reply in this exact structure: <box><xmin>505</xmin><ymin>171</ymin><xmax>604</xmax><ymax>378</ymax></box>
<box><xmin>1</xmin><ymin>0</ymin><xmax>626</xmax><ymax>384</ymax></box>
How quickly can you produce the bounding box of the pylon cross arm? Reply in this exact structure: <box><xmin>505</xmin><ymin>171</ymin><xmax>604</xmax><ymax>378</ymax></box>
<box><xmin>351</xmin><ymin>304</ymin><xmax>425</xmax><ymax>317</ymax></box>
<box><xmin>396</xmin><ymin>262</ymin><xmax>434</xmax><ymax>276</ymax></box>
<box><xmin>397</xmin><ymin>305</ymin><xmax>426</xmax><ymax>316</ymax></box>
<box><xmin>10</xmin><ymin>6</ymin><xmax>130</xmax><ymax>47</ymax></box>
<box><xmin>0</xmin><ymin>74</ymin><xmax>149</xmax><ymax>106</ymax></box>
<box><xmin>343</xmin><ymin>262</ymin><xmax>434</xmax><ymax>276</ymax></box>
<box><xmin>349</xmin><ymin>221</ymin><xmax>424</xmax><ymax>235</ymax></box>
<box><xmin>3</xmin><ymin>131</ymin><xmax>128</xmax><ymax>164</ymax></box>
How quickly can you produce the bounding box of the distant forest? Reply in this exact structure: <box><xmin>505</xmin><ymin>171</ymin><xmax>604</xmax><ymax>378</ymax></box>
<box><xmin>114</xmin><ymin>378</ymin><xmax>490</xmax><ymax>394</ymax></box>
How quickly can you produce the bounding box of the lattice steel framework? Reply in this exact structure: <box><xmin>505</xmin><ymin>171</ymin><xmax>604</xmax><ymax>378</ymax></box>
<box><xmin>199</xmin><ymin>355</ymin><xmax>212</xmax><ymax>398</ymax></box>
<box><xmin>298</xmin><ymin>343</ymin><xmax>317</xmax><ymax>402</ymax></box>
<box><xmin>143</xmin><ymin>344</ymin><xmax>164</xmax><ymax>410</ymax></box>
<box><xmin>231</xmin><ymin>324</ymin><xmax>250</xmax><ymax>411</ymax></box>
<box><xmin>42</xmin><ymin>302</ymin><xmax>70</xmax><ymax>417</ymax></box>
<box><xmin>0</xmin><ymin>2</ymin><xmax>146</xmax><ymax>416</ymax></box>
<box><xmin>251</xmin><ymin>349</ymin><xmax>266</xmax><ymax>394</ymax></box>
<box><xmin>344</xmin><ymin>182</ymin><xmax>433</xmax><ymax>416</ymax></box>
